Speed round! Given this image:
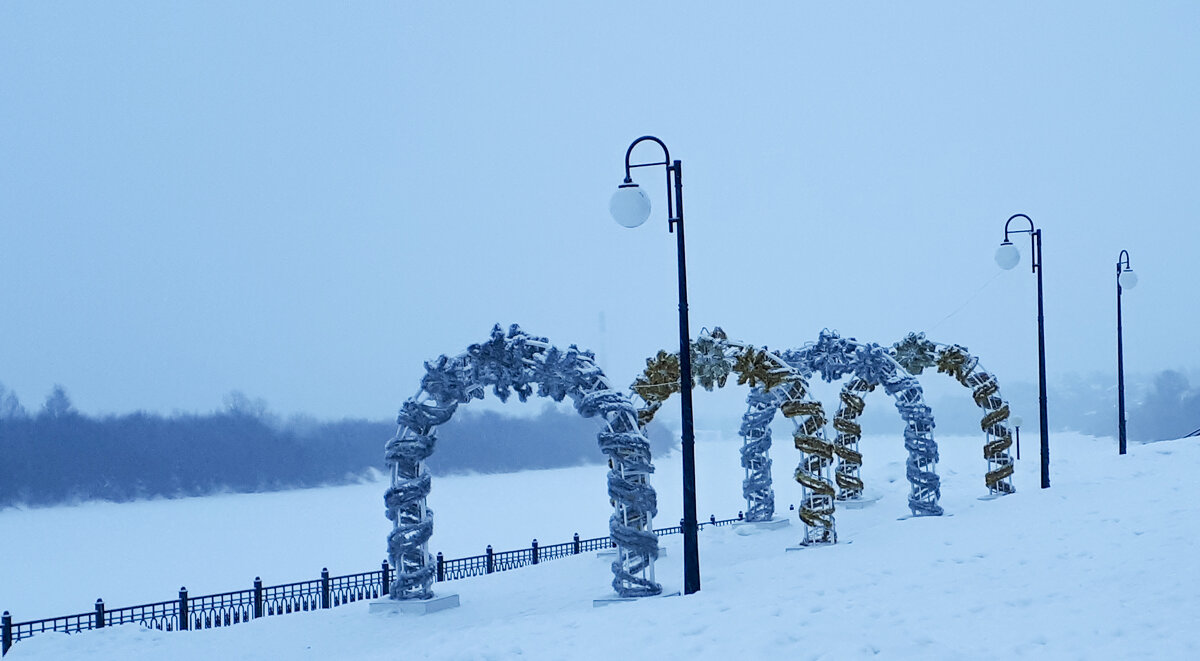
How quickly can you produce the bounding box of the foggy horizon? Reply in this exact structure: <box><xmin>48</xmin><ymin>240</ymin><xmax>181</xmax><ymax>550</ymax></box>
<box><xmin>4</xmin><ymin>366</ymin><xmax>1197</xmax><ymax>443</ymax></box>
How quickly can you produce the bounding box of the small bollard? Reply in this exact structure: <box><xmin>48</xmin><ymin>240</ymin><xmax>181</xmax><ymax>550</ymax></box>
<box><xmin>436</xmin><ymin>552</ymin><xmax>445</xmax><ymax>582</ymax></box>
<box><xmin>178</xmin><ymin>587</ymin><xmax>189</xmax><ymax>631</ymax></box>
<box><xmin>320</xmin><ymin>568</ymin><xmax>331</xmax><ymax>609</ymax></box>
<box><xmin>3</xmin><ymin>610</ymin><xmax>12</xmax><ymax>655</ymax></box>
<box><xmin>381</xmin><ymin>559</ymin><xmax>390</xmax><ymax>595</ymax></box>
<box><xmin>95</xmin><ymin>599</ymin><xmax>105</xmax><ymax>628</ymax></box>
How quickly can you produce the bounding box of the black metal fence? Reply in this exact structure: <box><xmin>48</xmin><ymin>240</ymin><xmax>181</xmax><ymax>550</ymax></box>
<box><xmin>1</xmin><ymin>512</ymin><xmax>745</xmax><ymax>655</ymax></box>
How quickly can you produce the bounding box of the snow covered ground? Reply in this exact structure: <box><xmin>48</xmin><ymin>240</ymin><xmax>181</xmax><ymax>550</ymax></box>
<box><xmin>4</xmin><ymin>430</ymin><xmax>1199</xmax><ymax>659</ymax></box>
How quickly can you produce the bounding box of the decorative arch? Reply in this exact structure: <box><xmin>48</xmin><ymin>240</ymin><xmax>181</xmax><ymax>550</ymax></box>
<box><xmin>889</xmin><ymin>332</ymin><xmax>1016</xmax><ymax>495</ymax></box>
<box><xmin>630</xmin><ymin>327</ymin><xmax>827</xmax><ymax>524</ymax></box>
<box><xmin>771</xmin><ymin>330</ymin><xmax>942</xmax><ymax>544</ymax></box>
<box><xmin>384</xmin><ymin>324</ymin><xmax>660</xmax><ymax>600</ymax></box>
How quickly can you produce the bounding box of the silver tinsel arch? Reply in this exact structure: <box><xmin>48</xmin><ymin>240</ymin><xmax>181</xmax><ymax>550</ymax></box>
<box><xmin>385</xmin><ymin>324</ymin><xmax>661</xmax><ymax>600</ymax></box>
<box><xmin>630</xmin><ymin>327</ymin><xmax>826</xmax><ymax>524</ymax></box>
<box><xmin>775</xmin><ymin>330</ymin><xmax>942</xmax><ymax>544</ymax></box>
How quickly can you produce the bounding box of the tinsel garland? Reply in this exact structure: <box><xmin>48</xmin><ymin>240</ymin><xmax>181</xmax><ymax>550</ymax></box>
<box><xmin>630</xmin><ymin>350</ymin><xmax>683</xmax><ymax>428</ymax></box>
<box><xmin>386</xmin><ymin>324</ymin><xmax>662</xmax><ymax>600</ymax></box>
<box><xmin>884</xmin><ymin>374</ymin><xmax>943</xmax><ymax>516</ymax></box>
<box><xmin>732</xmin><ymin>347</ymin><xmax>793</xmax><ymax>391</ymax></box>
<box><xmin>800</xmin><ymin>329</ymin><xmax>855</xmax><ymax>383</ymax></box>
<box><xmin>790</xmin><ymin>398</ymin><xmax>835</xmax><ymax>542</ymax></box>
<box><xmin>890</xmin><ymin>332</ymin><xmax>939</xmax><ymax>375</ymax></box>
<box><xmin>691</xmin><ymin>328</ymin><xmax>732</xmax><ymax>390</ymax></box>
<box><xmin>831</xmin><ymin>377</ymin><xmax>874</xmax><ymax>498</ymax></box>
<box><xmin>631</xmin><ymin>327</ymin><xmax>823</xmax><ymax>524</ymax></box>
<box><xmin>738</xmin><ymin>388</ymin><xmax>779</xmax><ymax>523</ymax></box>
<box><xmin>780</xmin><ymin>332</ymin><xmax>848</xmax><ymax>543</ymax></box>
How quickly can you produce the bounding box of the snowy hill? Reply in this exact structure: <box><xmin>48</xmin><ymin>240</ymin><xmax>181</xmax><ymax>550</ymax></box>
<box><xmin>4</xmin><ymin>431</ymin><xmax>1199</xmax><ymax>659</ymax></box>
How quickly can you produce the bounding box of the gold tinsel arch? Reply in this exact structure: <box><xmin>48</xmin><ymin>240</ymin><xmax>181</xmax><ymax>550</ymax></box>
<box><xmin>886</xmin><ymin>332</ymin><xmax>1016</xmax><ymax>495</ymax></box>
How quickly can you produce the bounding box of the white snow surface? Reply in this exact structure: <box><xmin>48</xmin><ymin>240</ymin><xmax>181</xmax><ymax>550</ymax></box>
<box><xmin>3</xmin><ymin>431</ymin><xmax>1199</xmax><ymax>659</ymax></box>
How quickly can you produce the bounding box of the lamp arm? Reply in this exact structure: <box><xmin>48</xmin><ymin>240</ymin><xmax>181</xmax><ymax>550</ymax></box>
<box><xmin>1003</xmin><ymin>213</ymin><xmax>1035</xmax><ymax>242</ymax></box>
<box><xmin>623</xmin><ymin>136</ymin><xmax>671</xmax><ymax>181</ymax></box>
<box><xmin>623</xmin><ymin>135</ymin><xmax>678</xmax><ymax>229</ymax></box>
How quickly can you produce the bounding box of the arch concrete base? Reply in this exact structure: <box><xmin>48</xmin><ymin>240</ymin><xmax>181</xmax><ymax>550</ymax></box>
<box><xmin>835</xmin><ymin>493</ymin><xmax>882</xmax><ymax>509</ymax></box>
<box><xmin>597</xmin><ymin>546</ymin><xmax>667</xmax><ymax>558</ymax></box>
<box><xmin>733</xmin><ymin>517</ymin><xmax>790</xmax><ymax>535</ymax></box>
<box><xmin>368</xmin><ymin>593</ymin><xmax>460</xmax><ymax>615</ymax></box>
<box><xmin>593</xmin><ymin>591</ymin><xmax>680</xmax><ymax>607</ymax></box>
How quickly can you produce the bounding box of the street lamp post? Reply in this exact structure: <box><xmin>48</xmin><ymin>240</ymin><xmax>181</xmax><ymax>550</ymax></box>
<box><xmin>995</xmin><ymin>213</ymin><xmax>1051</xmax><ymax>489</ymax></box>
<box><xmin>1011</xmin><ymin>415</ymin><xmax>1023</xmax><ymax>461</ymax></box>
<box><xmin>609</xmin><ymin>135</ymin><xmax>701</xmax><ymax>596</ymax></box>
<box><xmin>1116</xmin><ymin>250</ymin><xmax>1137</xmax><ymax>455</ymax></box>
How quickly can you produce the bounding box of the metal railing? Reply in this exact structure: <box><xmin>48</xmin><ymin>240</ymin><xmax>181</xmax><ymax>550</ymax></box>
<box><xmin>2</xmin><ymin>512</ymin><xmax>746</xmax><ymax>655</ymax></box>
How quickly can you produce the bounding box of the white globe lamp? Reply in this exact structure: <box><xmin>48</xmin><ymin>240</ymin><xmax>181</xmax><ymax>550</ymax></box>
<box><xmin>610</xmin><ymin>183</ymin><xmax>651</xmax><ymax>228</ymax></box>
<box><xmin>995</xmin><ymin>241</ymin><xmax>1021</xmax><ymax>270</ymax></box>
<box><xmin>1121</xmin><ymin>269</ymin><xmax>1138</xmax><ymax>290</ymax></box>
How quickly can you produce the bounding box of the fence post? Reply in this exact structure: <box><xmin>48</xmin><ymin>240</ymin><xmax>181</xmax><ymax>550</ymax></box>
<box><xmin>710</xmin><ymin>514</ymin><xmax>716</xmax><ymax>525</ymax></box>
<box><xmin>321</xmin><ymin>568</ymin><xmax>331</xmax><ymax>609</ymax></box>
<box><xmin>3</xmin><ymin>611</ymin><xmax>12</xmax><ymax>655</ymax></box>
<box><xmin>531</xmin><ymin>539</ymin><xmax>539</xmax><ymax>565</ymax></box>
<box><xmin>381</xmin><ymin>560</ymin><xmax>390</xmax><ymax>596</ymax></box>
<box><xmin>486</xmin><ymin>545</ymin><xmax>494</xmax><ymax>574</ymax></box>
<box><xmin>178</xmin><ymin>587</ymin><xmax>189</xmax><ymax>631</ymax></box>
<box><xmin>94</xmin><ymin>599</ymin><xmax>105</xmax><ymax>629</ymax></box>
<box><xmin>253</xmin><ymin>577</ymin><xmax>263</xmax><ymax>619</ymax></box>
<box><xmin>436</xmin><ymin>553</ymin><xmax>445</xmax><ymax>582</ymax></box>
<box><xmin>573</xmin><ymin>533</ymin><xmax>580</xmax><ymax>555</ymax></box>
<box><xmin>738</xmin><ymin>511</ymin><xmax>744</xmax><ymax>521</ymax></box>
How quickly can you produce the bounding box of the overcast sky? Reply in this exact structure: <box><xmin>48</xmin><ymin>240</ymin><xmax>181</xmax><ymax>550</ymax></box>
<box><xmin>2</xmin><ymin>2</ymin><xmax>1197</xmax><ymax>421</ymax></box>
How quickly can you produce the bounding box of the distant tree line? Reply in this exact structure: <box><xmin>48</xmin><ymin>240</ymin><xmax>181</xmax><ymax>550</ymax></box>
<box><xmin>0</xmin><ymin>384</ymin><xmax>676</xmax><ymax>508</ymax></box>
<box><xmin>4</xmin><ymin>369</ymin><xmax>1196</xmax><ymax>508</ymax></box>
<box><xmin>857</xmin><ymin>369</ymin><xmax>1200</xmax><ymax>441</ymax></box>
